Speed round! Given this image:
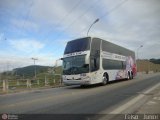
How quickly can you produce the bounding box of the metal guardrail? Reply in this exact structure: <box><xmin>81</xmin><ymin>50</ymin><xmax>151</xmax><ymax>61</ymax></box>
<box><xmin>0</xmin><ymin>75</ymin><xmax>62</xmax><ymax>93</ymax></box>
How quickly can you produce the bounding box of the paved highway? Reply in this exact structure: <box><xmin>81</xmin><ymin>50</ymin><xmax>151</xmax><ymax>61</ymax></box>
<box><xmin>0</xmin><ymin>73</ymin><xmax>160</xmax><ymax>119</ymax></box>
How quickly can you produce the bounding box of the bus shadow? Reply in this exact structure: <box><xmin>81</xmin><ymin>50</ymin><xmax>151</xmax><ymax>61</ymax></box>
<box><xmin>66</xmin><ymin>84</ymin><xmax>102</xmax><ymax>89</ymax></box>
<box><xmin>108</xmin><ymin>78</ymin><xmax>129</xmax><ymax>84</ymax></box>
<box><xmin>67</xmin><ymin>79</ymin><xmax>131</xmax><ymax>89</ymax></box>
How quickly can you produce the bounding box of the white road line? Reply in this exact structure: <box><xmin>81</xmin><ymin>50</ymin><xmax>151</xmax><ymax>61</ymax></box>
<box><xmin>109</xmin><ymin>82</ymin><xmax>160</xmax><ymax>114</ymax></box>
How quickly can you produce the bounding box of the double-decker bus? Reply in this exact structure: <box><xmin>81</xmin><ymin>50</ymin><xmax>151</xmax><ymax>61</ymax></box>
<box><xmin>61</xmin><ymin>37</ymin><xmax>136</xmax><ymax>86</ymax></box>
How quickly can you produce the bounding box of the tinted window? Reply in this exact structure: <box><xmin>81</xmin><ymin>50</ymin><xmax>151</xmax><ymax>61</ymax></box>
<box><xmin>102</xmin><ymin>40</ymin><xmax>135</xmax><ymax>59</ymax></box>
<box><xmin>102</xmin><ymin>59</ymin><xmax>123</xmax><ymax>70</ymax></box>
<box><xmin>122</xmin><ymin>61</ymin><xmax>126</xmax><ymax>69</ymax></box>
<box><xmin>63</xmin><ymin>55</ymin><xmax>89</xmax><ymax>75</ymax></box>
<box><xmin>90</xmin><ymin>38</ymin><xmax>101</xmax><ymax>72</ymax></box>
<box><xmin>64</xmin><ymin>37</ymin><xmax>91</xmax><ymax>54</ymax></box>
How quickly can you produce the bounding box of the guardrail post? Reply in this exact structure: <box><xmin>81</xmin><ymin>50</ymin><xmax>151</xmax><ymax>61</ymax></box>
<box><xmin>53</xmin><ymin>74</ymin><xmax>55</xmax><ymax>85</ymax></box>
<box><xmin>37</xmin><ymin>79</ymin><xmax>40</xmax><ymax>86</ymax></box>
<box><xmin>3</xmin><ymin>80</ymin><xmax>8</xmax><ymax>92</ymax></box>
<box><xmin>16</xmin><ymin>80</ymin><xmax>20</xmax><ymax>86</ymax></box>
<box><xmin>53</xmin><ymin>78</ymin><xmax>55</xmax><ymax>84</ymax></box>
<box><xmin>45</xmin><ymin>76</ymin><xmax>48</xmax><ymax>86</ymax></box>
<box><xmin>60</xmin><ymin>76</ymin><xmax>62</xmax><ymax>85</ymax></box>
<box><xmin>27</xmin><ymin>79</ymin><xmax>31</xmax><ymax>88</ymax></box>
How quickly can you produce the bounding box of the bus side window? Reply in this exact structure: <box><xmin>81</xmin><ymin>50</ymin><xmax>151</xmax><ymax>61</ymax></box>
<box><xmin>94</xmin><ymin>58</ymin><xmax>97</xmax><ymax>68</ymax></box>
<box><xmin>122</xmin><ymin>61</ymin><xmax>126</xmax><ymax>69</ymax></box>
<box><xmin>91</xmin><ymin>57</ymin><xmax>98</xmax><ymax>71</ymax></box>
<box><xmin>122</xmin><ymin>61</ymin><xmax>124</xmax><ymax>69</ymax></box>
<box><xmin>90</xmin><ymin>38</ymin><xmax>101</xmax><ymax>72</ymax></box>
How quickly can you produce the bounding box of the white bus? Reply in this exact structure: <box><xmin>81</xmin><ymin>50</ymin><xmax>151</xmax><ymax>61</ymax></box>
<box><xmin>62</xmin><ymin>37</ymin><xmax>136</xmax><ymax>86</ymax></box>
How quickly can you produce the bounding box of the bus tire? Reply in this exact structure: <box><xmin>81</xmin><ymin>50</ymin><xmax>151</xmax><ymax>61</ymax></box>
<box><xmin>80</xmin><ymin>85</ymin><xmax>86</xmax><ymax>88</ymax></box>
<box><xmin>102</xmin><ymin>73</ymin><xmax>108</xmax><ymax>85</ymax></box>
<box><xmin>127</xmin><ymin>71</ymin><xmax>131</xmax><ymax>80</ymax></box>
<box><xmin>131</xmin><ymin>71</ymin><xmax>133</xmax><ymax>79</ymax></box>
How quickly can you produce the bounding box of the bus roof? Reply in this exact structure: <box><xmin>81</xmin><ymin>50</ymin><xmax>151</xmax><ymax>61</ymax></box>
<box><xmin>67</xmin><ymin>36</ymin><xmax>134</xmax><ymax>52</ymax></box>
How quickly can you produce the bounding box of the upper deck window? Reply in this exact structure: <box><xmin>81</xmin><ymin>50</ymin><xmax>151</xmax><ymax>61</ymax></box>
<box><xmin>64</xmin><ymin>37</ymin><xmax>91</xmax><ymax>54</ymax></box>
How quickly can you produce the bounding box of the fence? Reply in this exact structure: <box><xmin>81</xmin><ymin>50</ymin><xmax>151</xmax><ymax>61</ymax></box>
<box><xmin>0</xmin><ymin>74</ymin><xmax>62</xmax><ymax>93</ymax></box>
<box><xmin>137</xmin><ymin>60</ymin><xmax>160</xmax><ymax>73</ymax></box>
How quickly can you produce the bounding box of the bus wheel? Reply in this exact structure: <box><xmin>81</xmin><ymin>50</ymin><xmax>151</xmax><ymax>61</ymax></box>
<box><xmin>131</xmin><ymin>72</ymin><xmax>133</xmax><ymax>79</ymax></box>
<box><xmin>80</xmin><ymin>85</ymin><xmax>86</xmax><ymax>88</ymax></box>
<box><xmin>127</xmin><ymin>72</ymin><xmax>131</xmax><ymax>80</ymax></box>
<box><xmin>102</xmin><ymin>73</ymin><xmax>108</xmax><ymax>85</ymax></box>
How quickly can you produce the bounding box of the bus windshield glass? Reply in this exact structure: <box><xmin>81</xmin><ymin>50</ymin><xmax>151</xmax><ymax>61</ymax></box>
<box><xmin>64</xmin><ymin>37</ymin><xmax>91</xmax><ymax>54</ymax></box>
<box><xmin>63</xmin><ymin>55</ymin><xmax>89</xmax><ymax>75</ymax></box>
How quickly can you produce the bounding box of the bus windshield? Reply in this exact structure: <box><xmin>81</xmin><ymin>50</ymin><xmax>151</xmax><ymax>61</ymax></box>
<box><xmin>63</xmin><ymin>55</ymin><xmax>89</xmax><ymax>75</ymax></box>
<box><xmin>64</xmin><ymin>37</ymin><xmax>91</xmax><ymax>54</ymax></box>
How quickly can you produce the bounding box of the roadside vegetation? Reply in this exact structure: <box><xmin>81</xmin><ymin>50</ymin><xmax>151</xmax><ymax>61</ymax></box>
<box><xmin>0</xmin><ymin>65</ymin><xmax>62</xmax><ymax>93</ymax></box>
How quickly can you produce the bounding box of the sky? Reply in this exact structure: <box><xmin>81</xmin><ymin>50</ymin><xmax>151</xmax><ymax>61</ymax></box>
<box><xmin>0</xmin><ymin>0</ymin><xmax>160</xmax><ymax>72</ymax></box>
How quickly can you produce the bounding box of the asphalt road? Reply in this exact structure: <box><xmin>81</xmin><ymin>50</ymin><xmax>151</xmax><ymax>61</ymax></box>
<box><xmin>0</xmin><ymin>73</ymin><xmax>160</xmax><ymax>119</ymax></box>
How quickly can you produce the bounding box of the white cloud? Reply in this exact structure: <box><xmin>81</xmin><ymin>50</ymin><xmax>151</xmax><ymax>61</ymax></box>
<box><xmin>0</xmin><ymin>0</ymin><xmax>160</xmax><ymax>72</ymax></box>
<box><xmin>11</xmin><ymin>19</ymin><xmax>39</xmax><ymax>33</ymax></box>
<box><xmin>0</xmin><ymin>50</ymin><xmax>62</xmax><ymax>72</ymax></box>
<box><xmin>8</xmin><ymin>39</ymin><xmax>45</xmax><ymax>53</ymax></box>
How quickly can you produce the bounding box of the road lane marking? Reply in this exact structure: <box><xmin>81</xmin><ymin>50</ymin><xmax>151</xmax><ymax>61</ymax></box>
<box><xmin>109</xmin><ymin>82</ymin><xmax>160</xmax><ymax>114</ymax></box>
<box><xmin>147</xmin><ymin>101</ymin><xmax>157</xmax><ymax>105</ymax></box>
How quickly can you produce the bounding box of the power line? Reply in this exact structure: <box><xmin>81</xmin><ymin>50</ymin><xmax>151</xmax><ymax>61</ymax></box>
<box><xmin>43</xmin><ymin>0</ymin><xmax>84</xmax><ymax>41</ymax></box>
<box><xmin>86</xmin><ymin>0</ymin><xmax>128</xmax><ymax>31</ymax></box>
<box><xmin>99</xmin><ymin>0</ymin><xmax>128</xmax><ymax>19</ymax></box>
<box><xmin>66</xmin><ymin>0</ymin><xmax>102</xmax><ymax>30</ymax></box>
<box><xmin>54</xmin><ymin>0</ymin><xmax>128</xmax><ymax>40</ymax></box>
<box><xmin>43</xmin><ymin>0</ymin><xmax>101</xmax><ymax>56</ymax></box>
<box><xmin>50</xmin><ymin>0</ymin><xmax>100</xmax><ymax>41</ymax></box>
<box><xmin>43</xmin><ymin>0</ymin><xmax>129</xmax><ymax>56</ymax></box>
<box><xmin>68</xmin><ymin>0</ymin><xmax>99</xmax><ymax>28</ymax></box>
<box><xmin>65</xmin><ymin>0</ymin><xmax>128</xmax><ymax>39</ymax></box>
<box><xmin>19</xmin><ymin>0</ymin><xmax>34</xmax><ymax>36</ymax></box>
<box><xmin>31</xmin><ymin>57</ymin><xmax>38</xmax><ymax>79</ymax></box>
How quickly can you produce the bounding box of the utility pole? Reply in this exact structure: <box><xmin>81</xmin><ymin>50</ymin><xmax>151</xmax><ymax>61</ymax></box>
<box><xmin>136</xmin><ymin>45</ymin><xmax>143</xmax><ymax>72</ymax></box>
<box><xmin>31</xmin><ymin>58</ymin><xmax>38</xmax><ymax>79</ymax></box>
<box><xmin>137</xmin><ymin>45</ymin><xmax>143</xmax><ymax>60</ymax></box>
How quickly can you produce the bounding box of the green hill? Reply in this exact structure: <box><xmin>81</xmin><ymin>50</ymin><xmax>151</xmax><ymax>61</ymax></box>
<box><xmin>13</xmin><ymin>65</ymin><xmax>52</xmax><ymax>78</ymax></box>
<box><xmin>150</xmin><ymin>59</ymin><xmax>160</xmax><ymax>64</ymax></box>
<box><xmin>0</xmin><ymin>65</ymin><xmax>63</xmax><ymax>82</ymax></box>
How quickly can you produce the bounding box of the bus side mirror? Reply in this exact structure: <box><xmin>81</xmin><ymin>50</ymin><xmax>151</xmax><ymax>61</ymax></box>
<box><xmin>83</xmin><ymin>64</ymin><xmax>89</xmax><ymax>68</ymax></box>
